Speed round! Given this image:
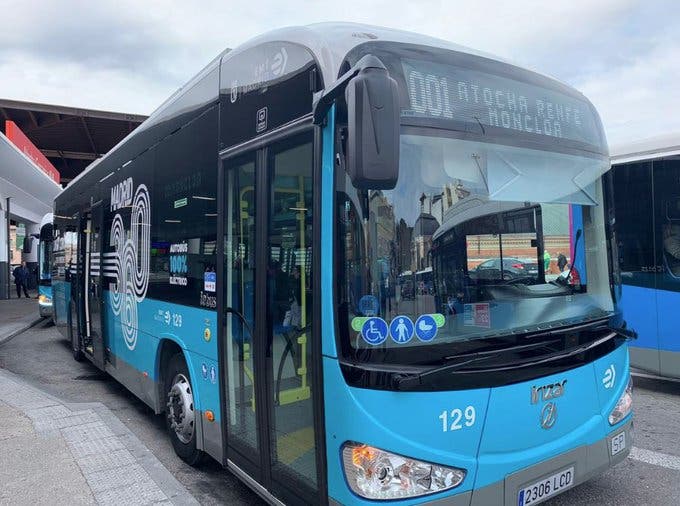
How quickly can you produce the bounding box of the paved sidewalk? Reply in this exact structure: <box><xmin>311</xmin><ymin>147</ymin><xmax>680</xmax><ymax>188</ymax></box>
<box><xmin>0</xmin><ymin>291</ymin><xmax>43</xmax><ymax>345</ymax></box>
<box><xmin>0</xmin><ymin>367</ymin><xmax>199</xmax><ymax>506</ymax></box>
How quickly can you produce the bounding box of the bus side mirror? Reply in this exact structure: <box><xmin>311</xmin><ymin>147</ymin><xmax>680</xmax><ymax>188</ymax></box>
<box><xmin>345</xmin><ymin>66</ymin><xmax>400</xmax><ymax>190</ymax></box>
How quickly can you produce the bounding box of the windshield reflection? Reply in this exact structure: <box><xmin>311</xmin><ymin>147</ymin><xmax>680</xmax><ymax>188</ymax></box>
<box><xmin>336</xmin><ymin>133</ymin><xmax>614</xmax><ymax>356</ymax></box>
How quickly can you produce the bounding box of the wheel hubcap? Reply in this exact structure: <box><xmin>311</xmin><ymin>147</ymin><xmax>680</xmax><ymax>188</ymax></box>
<box><xmin>166</xmin><ymin>373</ymin><xmax>195</xmax><ymax>444</ymax></box>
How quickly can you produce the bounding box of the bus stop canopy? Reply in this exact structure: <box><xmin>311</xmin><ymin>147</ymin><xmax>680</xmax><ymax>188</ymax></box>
<box><xmin>0</xmin><ymin>131</ymin><xmax>61</xmax><ymax>225</ymax></box>
<box><xmin>0</xmin><ymin>99</ymin><xmax>147</xmax><ymax>185</ymax></box>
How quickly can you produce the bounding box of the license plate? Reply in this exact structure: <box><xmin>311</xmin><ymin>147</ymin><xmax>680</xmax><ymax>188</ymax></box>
<box><xmin>518</xmin><ymin>466</ymin><xmax>574</xmax><ymax>506</ymax></box>
<box><xmin>611</xmin><ymin>431</ymin><xmax>626</xmax><ymax>456</ymax></box>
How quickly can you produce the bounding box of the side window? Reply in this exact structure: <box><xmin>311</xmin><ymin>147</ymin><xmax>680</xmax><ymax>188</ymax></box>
<box><xmin>611</xmin><ymin>161</ymin><xmax>655</xmax><ymax>288</ymax></box>
<box><xmin>653</xmin><ymin>157</ymin><xmax>680</xmax><ymax>291</ymax></box>
<box><xmin>150</xmin><ymin>107</ymin><xmax>218</xmax><ymax>308</ymax></box>
<box><xmin>64</xmin><ymin>229</ymin><xmax>78</xmax><ymax>282</ymax></box>
<box><xmin>51</xmin><ymin>224</ymin><xmax>62</xmax><ymax>281</ymax></box>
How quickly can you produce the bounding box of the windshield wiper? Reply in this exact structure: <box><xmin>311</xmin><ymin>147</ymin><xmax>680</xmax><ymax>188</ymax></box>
<box><xmin>606</xmin><ymin>324</ymin><xmax>637</xmax><ymax>340</ymax></box>
<box><xmin>393</xmin><ymin>322</ymin><xmax>623</xmax><ymax>390</ymax></box>
<box><xmin>393</xmin><ymin>338</ymin><xmax>561</xmax><ymax>389</ymax></box>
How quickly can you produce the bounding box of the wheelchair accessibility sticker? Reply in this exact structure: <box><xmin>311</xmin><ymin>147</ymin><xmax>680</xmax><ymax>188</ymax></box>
<box><xmin>361</xmin><ymin>317</ymin><xmax>388</xmax><ymax>345</ymax></box>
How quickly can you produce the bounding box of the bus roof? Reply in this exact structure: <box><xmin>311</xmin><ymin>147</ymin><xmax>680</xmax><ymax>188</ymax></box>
<box><xmin>61</xmin><ymin>22</ymin><xmax>583</xmax><ymax>194</ymax></box>
<box><xmin>39</xmin><ymin>212</ymin><xmax>53</xmax><ymax>230</ymax></box>
<box><xmin>610</xmin><ymin>133</ymin><xmax>680</xmax><ymax>164</ymax></box>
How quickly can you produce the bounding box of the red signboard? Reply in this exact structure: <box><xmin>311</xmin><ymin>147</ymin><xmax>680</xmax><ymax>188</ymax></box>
<box><xmin>5</xmin><ymin>120</ymin><xmax>60</xmax><ymax>184</ymax></box>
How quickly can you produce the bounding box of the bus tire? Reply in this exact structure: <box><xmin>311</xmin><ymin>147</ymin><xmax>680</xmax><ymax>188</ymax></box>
<box><xmin>164</xmin><ymin>353</ymin><xmax>204</xmax><ymax>466</ymax></box>
<box><xmin>69</xmin><ymin>300</ymin><xmax>84</xmax><ymax>362</ymax></box>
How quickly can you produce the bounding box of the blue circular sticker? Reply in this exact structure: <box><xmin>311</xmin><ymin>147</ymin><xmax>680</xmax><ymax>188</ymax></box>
<box><xmin>359</xmin><ymin>295</ymin><xmax>379</xmax><ymax>316</ymax></box>
<box><xmin>389</xmin><ymin>316</ymin><xmax>414</xmax><ymax>344</ymax></box>
<box><xmin>415</xmin><ymin>314</ymin><xmax>438</xmax><ymax>342</ymax></box>
<box><xmin>361</xmin><ymin>317</ymin><xmax>388</xmax><ymax>345</ymax></box>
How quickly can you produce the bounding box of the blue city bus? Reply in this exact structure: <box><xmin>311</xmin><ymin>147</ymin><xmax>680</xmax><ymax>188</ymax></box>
<box><xmin>38</xmin><ymin>212</ymin><xmax>54</xmax><ymax>317</ymax></box>
<box><xmin>608</xmin><ymin>135</ymin><xmax>680</xmax><ymax>378</ymax></box>
<box><xmin>52</xmin><ymin>23</ymin><xmax>633</xmax><ymax>505</ymax></box>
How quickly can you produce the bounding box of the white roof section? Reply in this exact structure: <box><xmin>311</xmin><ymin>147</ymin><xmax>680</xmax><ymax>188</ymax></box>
<box><xmin>0</xmin><ymin>132</ymin><xmax>61</xmax><ymax>225</ymax></box>
<box><xmin>40</xmin><ymin>212</ymin><xmax>54</xmax><ymax>229</ymax></box>
<box><xmin>66</xmin><ymin>23</ymin><xmax>587</xmax><ymax>189</ymax></box>
<box><xmin>228</xmin><ymin>22</ymin><xmax>517</xmax><ymax>82</ymax></box>
<box><xmin>610</xmin><ymin>133</ymin><xmax>680</xmax><ymax>164</ymax></box>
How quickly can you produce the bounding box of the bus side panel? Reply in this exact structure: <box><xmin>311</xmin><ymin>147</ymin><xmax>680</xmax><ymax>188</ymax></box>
<box><xmin>655</xmin><ymin>288</ymin><xmax>680</xmax><ymax>377</ymax></box>
<box><xmin>52</xmin><ymin>279</ymin><xmax>71</xmax><ymax>333</ymax></box>
<box><xmin>619</xmin><ymin>283</ymin><xmax>661</xmax><ymax>374</ymax></box>
<box><xmin>102</xmin><ymin>291</ymin><xmax>222</xmax><ymax>457</ymax></box>
<box><xmin>102</xmin><ymin>291</ymin><xmax>162</xmax><ymax>410</ymax></box>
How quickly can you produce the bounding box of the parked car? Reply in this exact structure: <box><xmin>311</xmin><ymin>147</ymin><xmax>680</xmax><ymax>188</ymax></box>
<box><xmin>470</xmin><ymin>257</ymin><xmax>538</xmax><ymax>281</ymax></box>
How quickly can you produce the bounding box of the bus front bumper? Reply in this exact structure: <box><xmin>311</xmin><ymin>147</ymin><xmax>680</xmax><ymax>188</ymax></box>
<box><xmin>39</xmin><ymin>302</ymin><xmax>53</xmax><ymax>317</ymax></box>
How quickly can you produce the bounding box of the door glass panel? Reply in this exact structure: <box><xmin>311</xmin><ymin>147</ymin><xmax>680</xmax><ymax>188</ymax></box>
<box><xmin>224</xmin><ymin>155</ymin><xmax>259</xmax><ymax>456</ymax></box>
<box><xmin>267</xmin><ymin>134</ymin><xmax>317</xmax><ymax>487</ymax></box>
<box><xmin>82</xmin><ymin>216</ymin><xmax>92</xmax><ymax>345</ymax></box>
<box><xmin>88</xmin><ymin>214</ymin><xmax>102</xmax><ymax>347</ymax></box>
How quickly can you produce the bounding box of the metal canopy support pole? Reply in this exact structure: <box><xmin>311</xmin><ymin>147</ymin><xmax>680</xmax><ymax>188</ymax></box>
<box><xmin>6</xmin><ymin>197</ymin><xmax>10</xmax><ymax>299</ymax></box>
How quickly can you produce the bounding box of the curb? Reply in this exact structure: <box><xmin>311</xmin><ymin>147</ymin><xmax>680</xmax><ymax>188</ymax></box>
<box><xmin>0</xmin><ymin>367</ymin><xmax>199</xmax><ymax>506</ymax></box>
<box><xmin>0</xmin><ymin>317</ymin><xmax>47</xmax><ymax>347</ymax></box>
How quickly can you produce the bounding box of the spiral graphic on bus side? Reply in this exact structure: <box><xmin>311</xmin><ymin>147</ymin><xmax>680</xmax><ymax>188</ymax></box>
<box><xmin>108</xmin><ymin>182</ymin><xmax>150</xmax><ymax>351</ymax></box>
<box><xmin>109</xmin><ymin>214</ymin><xmax>125</xmax><ymax>316</ymax></box>
<box><xmin>131</xmin><ymin>185</ymin><xmax>150</xmax><ymax>302</ymax></box>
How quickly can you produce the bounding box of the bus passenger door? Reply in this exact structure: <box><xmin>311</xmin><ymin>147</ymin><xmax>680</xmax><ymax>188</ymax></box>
<box><xmin>220</xmin><ymin>150</ymin><xmax>261</xmax><ymax>481</ymax></box>
<box><xmin>219</xmin><ymin>130</ymin><xmax>322</xmax><ymax>504</ymax></box>
<box><xmin>79</xmin><ymin>205</ymin><xmax>105</xmax><ymax>369</ymax></box>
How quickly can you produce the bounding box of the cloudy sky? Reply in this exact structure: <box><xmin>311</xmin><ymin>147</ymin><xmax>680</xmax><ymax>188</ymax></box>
<box><xmin>1</xmin><ymin>0</ymin><xmax>678</xmax><ymax>146</ymax></box>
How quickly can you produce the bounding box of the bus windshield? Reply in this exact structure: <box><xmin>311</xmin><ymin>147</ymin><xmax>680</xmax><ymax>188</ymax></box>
<box><xmin>39</xmin><ymin>241</ymin><xmax>51</xmax><ymax>283</ymax></box>
<box><xmin>335</xmin><ymin>132</ymin><xmax>613</xmax><ymax>365</ymax></box>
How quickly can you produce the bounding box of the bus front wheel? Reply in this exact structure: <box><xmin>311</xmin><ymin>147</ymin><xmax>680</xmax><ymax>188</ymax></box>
<box><xmin>164</xmin><ymin>353</ymin><xmax>204</xmax><ymax>466</ymax></box>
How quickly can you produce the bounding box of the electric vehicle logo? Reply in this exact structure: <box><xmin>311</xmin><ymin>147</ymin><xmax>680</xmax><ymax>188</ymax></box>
<box><xmin>603</xmin><ymin>365</ymin><xmax>616</xmax><ymax>389</ymax></box>
<box><xmin>107</xmin><ymin>178</ymin><xmax>150</xmax><ymax>351</ymax></box>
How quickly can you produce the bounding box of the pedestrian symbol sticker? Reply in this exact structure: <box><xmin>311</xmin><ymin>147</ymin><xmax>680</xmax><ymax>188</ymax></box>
<box><xmin>389</xmin><ymin>316</ymin><xmax>414</xmax><ymax>344</ymax></box>
<box><xmin>415</xmin><ymin>314</ymin><xmax>438</xmax><ymax>342</ymax></box>
<box><xmin>209</xmin><ymin>365</ymin><xmax>217</xmax><ymax>384</ymax></box>
<box><xmin>361</xmin><ymin>317</ymin><xmax>388</xmax><ymax>346</ymax></box>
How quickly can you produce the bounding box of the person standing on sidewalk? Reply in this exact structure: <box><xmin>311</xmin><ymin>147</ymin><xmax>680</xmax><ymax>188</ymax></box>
<box><xmin>12</xmin><ymin>261</ymin><xmax>30</xmax><ymax>298</ymax></box>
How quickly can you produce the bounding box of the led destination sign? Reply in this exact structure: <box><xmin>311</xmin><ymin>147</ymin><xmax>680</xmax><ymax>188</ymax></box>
<box><xmin>401</xmin><ymin>58</ymin><xmax>601</xmax><ymax>147</ymax></box>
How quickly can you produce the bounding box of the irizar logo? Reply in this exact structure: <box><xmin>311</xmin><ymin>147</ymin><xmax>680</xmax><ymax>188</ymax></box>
<box><xmin>107</xmin><ymin>178</ymin><xmax>150</xmax><ymax>351</ymax></box>
<box><xmin>531</xmin><ymin>380</ymin><xmax>567</xmax><ymax>404</ymax></box>
<box><xmin>110</xmin><ymin>177</ymin><xmax>134</xmax><ymax>212</ymax></box>
<box><xmin>603</xmin><ymin>365</ymin><xmax>616</xmax><ymax>389</ymax></box>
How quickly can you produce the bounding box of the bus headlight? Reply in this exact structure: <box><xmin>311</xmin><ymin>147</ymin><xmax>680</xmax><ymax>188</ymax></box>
<box><xmin>39</xmin><ymin>294</ymin><xmax>52</xmax><ymax>305</ymax></box>
<box><xmin>609</xmin><ymin>376</ymin><xmax>633</xmax><ymax>425</ymax></box>
<box><xmin>341</xmin><ymin>442</ymin><xmax>466</xmax><ymax>500</ymax></box>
